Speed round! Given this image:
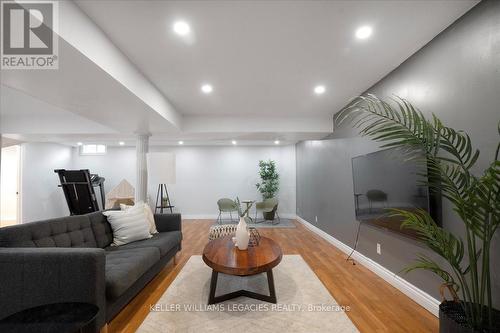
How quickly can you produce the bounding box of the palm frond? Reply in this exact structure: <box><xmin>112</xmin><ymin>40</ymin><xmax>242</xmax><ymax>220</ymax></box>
<box><xmin>393</xmin><ymin>209</ymin><xmax>465</xmax><ymax>273</ymax></box>
<box><xmin>439</xmin><ymin>127</ymin><xmax>480</xmax><ymax>171</ymax></box>
<box><xmin>335</xmin><ymin>94</ymin><xmax>439</xmax><ymax>157</ymax></box>
<box><xmin>468</xmin><ymin>160</ymin><xmax>500</xmax><ymax>236</ymax></box>
<box><xmin>402</xmin><ymin>254</ymin><xmax>458</xmax><ymax>289</ymax></box>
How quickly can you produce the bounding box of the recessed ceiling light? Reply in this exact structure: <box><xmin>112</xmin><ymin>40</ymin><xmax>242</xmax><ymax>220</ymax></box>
<box><xmin>119</xmin><ymin>141</ymin><xmax>125</xmax><ymax>146</ymax></box>
<box><xmin>178</xmin><ymin>140</ymin><xmax>184</xmax><ymax>145</ymax></box>
<box><xmin>77</xmin><ymin>142</ymin><xmax>83</xmax><ymax>146</ymax></box>
<box><xmin>314</xmin><ymin>85</ymin><xmax>326</xmax><ymax>95</ymax></box>
<box><xmin>274</xmin><ymin>140</ymin><xmax>280</xmax><ymax>145</ymax></box>
<box><xmin>201</xmin><ymin>84</ymin><xmax>213</xmax><ymax>94</ymax></box>
<box><xmin>231</xmin><ymin>140</ymin><xmax>237</xmax><ymax>145</ymax></box>
<box><xmin>355</xmin><ymin>26</ymin><xmax>373</xmax><ymax>40</ymax></box>
<box><xmin>173</xmin><ymin>21</ymin><xmax>190</xmax><ymax>36</ymax></box>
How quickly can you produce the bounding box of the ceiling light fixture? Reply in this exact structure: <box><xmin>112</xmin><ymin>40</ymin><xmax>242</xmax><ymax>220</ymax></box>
<box><xmin>355</xmin><ymin>25</ymin><xmax>373</xmax><ymax>40</ymax></box>
<box><xmin>274</xmin><ymin>140</ymin><xmax>280</xmax><ymax>145</ymax></box>
<box><xmin>314</xmin><ymin>85</ymin><xmax>326</xmax><ymax>95</ymax></box>
<box><xmin>173</xmin><ymin>21</ymin><xmax>190</xmax><ymax>36</ymax></box>
<box><xmin>178</xmin><ymin>140</ymin><xmax>184</xmax><ymax>145</ymax></box>
<box><xmin>77</xmin><ymin>142</ymin><xmax>83</xmax><ymax>146</ymax></box>
<box><xmin>231</xmin><ymin>140</ymin><xmax>237</xmax><ymax>145</ymax></box>
<box><xmin>119</xmin><ymin>141</ymin><xmax>125</xmax><ymax>146</ymax></box>
<box><xmin>201</xmin><ymin>84</ymin><xmax>213</xmax><ymax>94</ymax></box>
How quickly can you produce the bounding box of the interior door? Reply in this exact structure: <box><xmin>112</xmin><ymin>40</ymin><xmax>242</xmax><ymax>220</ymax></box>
<box><xmin>1</xmin><ymin>145</ymin><xmax>20</xmax><ymax>227</ymax></box>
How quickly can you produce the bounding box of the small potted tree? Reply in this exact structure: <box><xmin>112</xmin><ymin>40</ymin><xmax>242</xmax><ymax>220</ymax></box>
<box><xmin>255</xmin><ymin>160</ymin><xmax>280</xmax><ymax>220</ymax></box>
<box><xmin>336</xmin><ymin>94</ymin><xmax>499</xmax><ymax>333</ymax></box>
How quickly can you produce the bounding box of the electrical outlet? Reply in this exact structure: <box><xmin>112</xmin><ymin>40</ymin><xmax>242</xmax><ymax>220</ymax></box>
<box><xmin>377</xmin><ymin>243</ymin><xmax>381</xmax><ymax>255</ymax></box>
<box><xmin>315</xmin><ymin>216</ymin><xmax>318</xmax><ymax>223</ymax></box>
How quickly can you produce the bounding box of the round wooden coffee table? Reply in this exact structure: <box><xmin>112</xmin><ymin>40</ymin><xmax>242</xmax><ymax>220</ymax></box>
<box><xmin>202</xmin><ymin>235</ymin><xmax>283</xmax><ymax>304</ymax></box>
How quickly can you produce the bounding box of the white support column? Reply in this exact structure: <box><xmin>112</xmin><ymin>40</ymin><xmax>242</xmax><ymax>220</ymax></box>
<box><xmin>135</xmin><ymin>133</ymin><xmax>150</xmax><ymax>203</ymax></box>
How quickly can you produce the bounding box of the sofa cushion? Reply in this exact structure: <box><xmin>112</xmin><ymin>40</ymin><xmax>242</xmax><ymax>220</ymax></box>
<box><xmin>120</xmin><ymin>201</ymin><xmax>158</xmax><ymax>235</ymax></box>
<box><xmin>88</xmin><ymin>211</ymin><xmax>113</xmax><ymax>248</ymax></box>
<box><xmin>105</xmin><ymin>247</ymin><xmax>160</xmax><ymax>300</ymax></box>
<box><xmin>105</xmin><ymin>231</ymin><xmax>181</xmax><ymax>257</ymax></box>
<box><xmin>0</xmin><ymin>215</ymin><xmax>97</xmax><ymax>248</ymax></box>
<box><xmin>103</xmin><ymin>206</ymin><xmax>152</xmax><ymax>246</ymax></box>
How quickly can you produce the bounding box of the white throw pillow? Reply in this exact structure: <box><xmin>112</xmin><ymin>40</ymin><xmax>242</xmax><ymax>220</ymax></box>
<box><xmin>103</xmin><ymin>204</ymin><xmax>152</xmax><ymax>246</ymax></box>
<box><xmin>120</xmin><ymin>201</ymin><xmax>158</xmax><ymax>235</ymax></box>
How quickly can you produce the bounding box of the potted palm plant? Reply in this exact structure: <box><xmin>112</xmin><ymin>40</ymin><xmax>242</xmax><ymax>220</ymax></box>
<box><xmin>336</xmin><ymin>94</ymin><xmax>499</xmax><ymax>333</ymax></box>
<box><xmin>255</xmin><ymin>160</ymin><xmax>280</xmax><ymax>220</ymax></box>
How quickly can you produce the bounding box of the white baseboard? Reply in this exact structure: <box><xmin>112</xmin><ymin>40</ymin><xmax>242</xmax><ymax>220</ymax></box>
<box><xmin>182</xmin><ymin>213</ymin><xmax>297</xmax><ymax>220</ymax></box>
<box><xmin>182</xmin><ymin>214</ymin><xmax>219</xmax><ymax>220</ymax></box>
<box><xmin>295</xmin><ymin>215</ymin><xmax>440</xmax><ymax>317</ymax></box>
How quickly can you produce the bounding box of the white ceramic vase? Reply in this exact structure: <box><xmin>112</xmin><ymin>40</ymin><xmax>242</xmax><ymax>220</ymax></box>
<box><xmin>235</xmin><ymin>216</ymin><xmax>250</xmax><ymax>250</ymax></box>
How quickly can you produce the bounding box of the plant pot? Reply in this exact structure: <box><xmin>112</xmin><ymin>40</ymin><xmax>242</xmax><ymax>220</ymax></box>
<box><xmin>439</xmin><ymin>301</ymin><xmax>500</xmax><ymax>333</ymax></box>
<box><xmin>263</xmin><ymin>206</ymin><xmax>277</xmax><ymax>220</ymax></box>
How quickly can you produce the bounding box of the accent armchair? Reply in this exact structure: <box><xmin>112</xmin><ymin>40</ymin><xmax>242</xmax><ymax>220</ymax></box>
<box><xmin>216</xmin><ymin>198</ymin><xmax>238</xmax><ymax>224</ymax></box>
<box><xmin>254</xmin><ymin>197</ymin><xmax>280</xmax><ymax>224</ymax></box>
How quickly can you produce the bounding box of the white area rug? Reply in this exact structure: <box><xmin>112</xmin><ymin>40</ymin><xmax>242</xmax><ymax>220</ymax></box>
<box><xmin>138</xmin><ymin>255</ymin><xmax>358</xmax><ymax>333</ymax></box>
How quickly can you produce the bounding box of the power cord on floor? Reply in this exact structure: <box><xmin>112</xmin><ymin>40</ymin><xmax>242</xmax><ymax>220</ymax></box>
<box><xmin>346</xmin><ymin>220</ymin><xmax>362</xmax><ymax>265</ymax></box>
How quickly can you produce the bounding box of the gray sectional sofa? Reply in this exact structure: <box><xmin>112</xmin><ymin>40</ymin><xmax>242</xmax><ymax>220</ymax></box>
<box><xmin>0</xmin><ymin>211</ymin><xmax>182</xmax><ymax>333</ymax></box>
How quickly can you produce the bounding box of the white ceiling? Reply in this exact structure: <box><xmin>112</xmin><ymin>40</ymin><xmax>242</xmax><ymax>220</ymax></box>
<box><xmin>0</xmin><ymin>0</ymin><xmax>478</xmax><ymax>146</ymax></box>
<box><xmin>76</xmin><ymin>0</ymin><xmax>478</xmax><ymax>117</ymax></box>
<box><xmin>0</xmin><ymin>40</ymin><xmax>175</xmax><ymax>135</ymax></box>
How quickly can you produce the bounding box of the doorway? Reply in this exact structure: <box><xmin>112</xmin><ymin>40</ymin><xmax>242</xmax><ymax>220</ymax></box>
<box><xmin>1</xmin><ymin>145</ymin><xmax>21</xmax><ymax>227</ymax></box>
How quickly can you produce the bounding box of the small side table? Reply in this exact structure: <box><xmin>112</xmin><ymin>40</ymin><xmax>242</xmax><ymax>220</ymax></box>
<box><xmin>0</xmin><ymin>302</ymin><xmax>99</xmax><ymax>333</ymax></box>
<box><xmin>241</xmin><ymin>199</ymin><xmax>254</xmax><ymax>223</ymax></box>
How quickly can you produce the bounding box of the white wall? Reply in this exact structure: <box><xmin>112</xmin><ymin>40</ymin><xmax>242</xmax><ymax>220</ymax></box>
<box><xmin>21</xmin><ymin>143</ymin><xmax>72</xmax><ymax>222</ymax></box>
<box><xmin>71</xmin><ymin>146</ymin><xmax>136</xmax><ymax>206</ymax></box>
<box><xmin>16</xmin><ymin>143</ymin><xmax>296</xmax><ymax>220</ymax></box>
<box><xmin>72</xmin><ymin>145</ymin><xmax>296</xmax><ymax>218</ymax></box>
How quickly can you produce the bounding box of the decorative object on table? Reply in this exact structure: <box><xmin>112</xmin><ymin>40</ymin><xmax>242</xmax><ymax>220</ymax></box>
<box><xmin>255</xmin><ymin>197</ymin><xmax>281</xmax><ymax>224</ymax></box>
<box><xmin>202</xmin><ymin>235</ymin><xmax>283</xmax><ymax>304</ymax></box>
<box><xmin>54</xmin><ymin>169</ymin><xmax>105</xmax><ymax>215</ymax></box>
<box><xmin>255</xmin><ymin>160</ymin><xmax>280</xmax><ymax>220</ymax></box>
<box><xmin>148</xmin><ymin>152</ymin><xmax>176</xmax><ymax>213</ymax></box>
<box><xmin>0</xmin><ymin>302</ymin><xmax>99</xmax><ymax>333</ymax></box>
<box><xmin>216</xmin><ymin>198</ymin><xmax>238</xmax><ymax>224</ymax></box>
<box><xmin>248</xmin><ymin>227</ymin><xmax>261</xmax><ymax>247</ymax></box>
<box><xmin>208</xmin><ymin>224</ymin><xmax>237</xmax><ymax>241</ymax></box>
<box><xmin>336</xmin><ymin>94</ymin><xmax>500</xmax><ymax>332</ymax></box>
<box><xmin>234</xmin><ymin>197</ymin><xmax>253</xmax><ymax>250</ymax></box>
<box><xmin>105</xmin><ymin>179</ymin><xmax>135</xmax><ymax>209</ymax></box>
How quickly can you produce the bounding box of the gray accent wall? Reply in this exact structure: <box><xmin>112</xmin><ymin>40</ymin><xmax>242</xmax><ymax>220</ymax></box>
<box><xmin>296</xmin><ymin>0</ymin><xmax>499</xmax><ymax>306</ymax></box>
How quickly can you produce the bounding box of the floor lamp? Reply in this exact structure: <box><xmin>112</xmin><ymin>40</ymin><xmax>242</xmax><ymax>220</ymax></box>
<box><xmin>147</xmin><ymin>152</ymin><xmax>176</xmax><ymax>214</ymax></box>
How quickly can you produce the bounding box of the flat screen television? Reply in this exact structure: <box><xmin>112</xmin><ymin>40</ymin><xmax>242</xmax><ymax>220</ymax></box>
<box><xmin>351</xmin><ymin>148</ymin><xmax>441</xmax><ymax>239</ymax></box>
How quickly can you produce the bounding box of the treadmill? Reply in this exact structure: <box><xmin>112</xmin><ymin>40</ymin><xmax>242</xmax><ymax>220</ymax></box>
<box><xmin>54</xmin><ymin>169</ymin><xmax>105</xmax><ymax>215</ymax></box>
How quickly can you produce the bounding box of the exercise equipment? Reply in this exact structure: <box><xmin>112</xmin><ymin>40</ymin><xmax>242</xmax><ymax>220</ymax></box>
<box><xmin>54</xmin><ymin>169</ymin><xmax>105</xmax><ymax>215</ymax></box>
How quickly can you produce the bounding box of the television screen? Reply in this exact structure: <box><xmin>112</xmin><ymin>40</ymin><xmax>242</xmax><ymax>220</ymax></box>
<box><xmin>351</xmin><ymin>148</ymin><xmax>440</xmax><ymax>239</ymax></box>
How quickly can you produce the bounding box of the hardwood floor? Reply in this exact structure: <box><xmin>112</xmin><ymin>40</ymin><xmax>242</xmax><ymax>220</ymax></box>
<box><xmin>109</xmin><ymin>219</ymin><xmax>438</xmax><ymax>333</ymax></box>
